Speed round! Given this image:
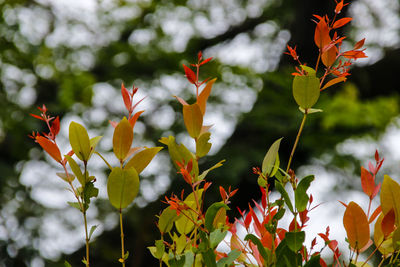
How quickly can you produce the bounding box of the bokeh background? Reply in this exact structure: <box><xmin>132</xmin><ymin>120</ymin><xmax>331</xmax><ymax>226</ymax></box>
<box><xmin>0</xmin><ymin>0</ymin><xmax>400</xmax><ymax>266</ymax></box>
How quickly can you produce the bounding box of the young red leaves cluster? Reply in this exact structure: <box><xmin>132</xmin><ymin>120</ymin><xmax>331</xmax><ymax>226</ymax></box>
<box><xmin>30</xmin><ymin>105</ymin><xmax>64</xmax><ymax>164</ymax></box>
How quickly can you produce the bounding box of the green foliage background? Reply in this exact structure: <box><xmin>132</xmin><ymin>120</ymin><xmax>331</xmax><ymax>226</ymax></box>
<box><xmin>0</xmin><ymin>0</ymin><xmax>399</xmax><ymax>266</ymax></box>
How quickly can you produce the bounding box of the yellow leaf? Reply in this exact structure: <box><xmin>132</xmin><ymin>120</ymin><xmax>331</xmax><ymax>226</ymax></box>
<box><xmin>381</xmin><ymin>175</ymin><xmax>400</xmax><ymax>225</ymax></box>
<box><xmin>125</xmin><ymin>147</ymin><xmax>163</xmax><ymax>174</ymax></box>
<box><xmin>69</xmin><ymin>122</ymin><xmax>91</xmax><ymax>161</ymax></box>
<box><xmin>113</xmin><ymin>117</ymin><xmax>133</xmax><ymax>161</ymax></box>
<box><xmin>183</xmin><ymin>103</ymin><xmax>203</xmax><ymax>138</ymax></box>
<box><xmin>197</xmin><ymin>78</ymin><xmax>216</xmax><ymax>115</ymax></box>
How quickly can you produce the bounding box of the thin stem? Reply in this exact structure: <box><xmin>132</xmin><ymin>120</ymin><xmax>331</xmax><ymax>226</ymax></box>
<box><xmin>120</xmin><ymin>210</ymin><xmax>126</xmax><ymax>267</ymax></box>
<box><xmin>286</xmin><ymin>113</ymin><xmax>307</xmax><ymax>173</ymax></box>
<box><xmin>315</xmin><ymin>52</ymin><xmax>321</xmax><ymax>73</ymax></box>
<box><xmin>361</xmin><ymin>239</ymin><xmax>384</xmax><ymax>267</ymax></box>
<box><xmin>84</xmin><ymin>212</ymin><xmax>90</xmax><ymax>267</ymax></box>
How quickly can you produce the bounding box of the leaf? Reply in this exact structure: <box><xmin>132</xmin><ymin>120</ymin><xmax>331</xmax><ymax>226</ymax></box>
<box><xmin>175</xmin><ymin>190</ymin><xmax>204</xmax><ymax>234</ymax></box>
<box><xmin>374</xmin><ymin>214</ymin><xmax>394</xmax><ymax>255</ymax></box>
<box><xmin>121</xmin><ymin>83</ymin><xmax>131</xmax><ymax>111</ymax></box>
<box><xmin>69</xmin><ymin>122</ymin><xmax>91</xmax><ymax>161</ymax></box>
<box><xmin>217</xmin><ymin>250</ymin><xmax>241</xmax><ymax>267</ymax></box>
<box><xmin>205</xmin><ymin>202</ymin><xmax>229</xmax><ymax>232</ymax></box>
<box><xmin>382</xmin><ymin>208</ymin><xmax>395</xmax><ymax>238</ymax></box>
<box><xmin>160</xmin><ymin>136</ymin><xmax>199</xmax><ymax>178</ymax></box>
<box><xmin>285</xmin><ymin>231</ymin><xmax>305</xmax><ymax>252</ymax></box>
<box><xmin>343</xmin><ymin>201</ymin><xmax>370</xmax><ymax>250</ymax></box>
<box><xmin>210</xmin><ymin>228</ymin><xmax>227</xmax><ymax>249</ymax></box>
<box><xmin>65</xmin><ymin>155</ymin><xmax>85</xmax><ymax>186</ymax></box>
<box><xmin>183</xmin><ymin>103</ymin><xmax>203</xmax><ymax>138</ymax></box>
<box><xmin>369</xmin><ymin>205</ymin><xmax>382</xmax><ymax>224</ymax></box>
<box><xmin>198</xmin><ymin>160</ymin><xmax>225</xmax><ymax>180</ymax></box>
<box><xmin>197</xmin><ymin>78</ymin><xmax>216</xmax><ymax>115</ymax></box>
<box><xmin>321</xmin><ymin>46</ymin><xmax>338</xmax><ymax>67</ymax></box>
<box><xmin>36</xmin><ymin>136</ymin><xmax>62</xmax><ymax>162</ymax></box>
<box><xmin>125</xmin><ymin>147</ymin><xmax>163</xmax><ymax>174</ymax></box>
<box><xmin>113</xmin><ymin>117</ymin><xmax>133</xmax><ymax>161</ymax></box>
<box><xmin>88</xmin><ymin>225</ymin><xmax>97</xmax><ymax>240</ymax></box>
<box><xmin>292</xmin><ymin>74</ymin><xmax>320</xmax><ymax>109</ymax></box>
<box><xmin>392</xmin><ymin>227</ymin><xmax>400</xmax><ymax>250</ymax></box>
<box><xmin>244</xmin><ymin>234</ymin><xmax>269</xmax><ymax>263</ymax></box>
<box><xmin>276</xmin><ymin>182</ymin><xmax>294</xmax><ymax>213</ymax></box>
<box><xmin>332</xmin><ymin>17</ymin><xmax>352</xmax><ymax>29</ymax></box>
<box><xmin>183</xmin><ymin>64</ymin><xmax>196</xmax><ymax>84</ymax></box>
<box><xmin>354</xmin><ymin>38</ymin><xmax>365</xmax><ymax>50</ymax></box>
<box><xmin>196</xmin><ymin>132</ymin><xmax>212</xmax><ymax>158</ymax></box>
<box><xmin>321</xmin><ymin>77</ymin><xmax>346</xmax><ymax>90</ymax></box>
<box><xmin>314</xmin><ymin>17</ymin><xmax>331</xmax><ymax>49</ymax></box>
<box><xmin>89</xmin><ymin>136</ymin><xmax>102</xmax><ymax>160</ymax></box>
<box><xmin>158</xmin><ymin>207</ymin><xmax>178</xmax><ymax>234</ymax></box>
<box><xmin>381</xmin><ymin>175</ymin><xmax>400</xmax><ymax>225</ymax></box>
<box><xmin>64</xmin><ymin>261</ymin><xmax>72</xmax><ymax>267</ymax></box>
<box><xmin>154</xmin><ymin>240</ymin><xmax>165</xmax><ymax>260</ymax></box>
<box><xmin>202</xmin><ymin>248</ymin><xmax>217</xmax><ymax>267</ymax></box>
<box><xmin>67</xmin><ymin>201</ymin><xmax>82</xmax><ymax>211</ymax></box>
<box><xmin>56</xmin><ymin>172</ymin><xmax>75</xmax><ymax>183</ymax></box>
<box><xmin>361</xmin><ymin>166</ymin><xmax>375</xmax><ymax>197</ymax></box>
<box><xmin>107</xmin><ymin>167</ymin><xmax>139</xmax><ymax>210</ymax></box>
<box><xmin>295</xmin><ymin>175</ymin><xmax>314</xmax><ymax>212</ymax></box>
<box><xmin>174</xmin><ymin>95</ymin><xmax>189</xmax><ymax>106</ymax></box>
<box><xmin>262</xmin><ymin>138</ymin><xmax>282</xmax><ymax>176</ymax></box>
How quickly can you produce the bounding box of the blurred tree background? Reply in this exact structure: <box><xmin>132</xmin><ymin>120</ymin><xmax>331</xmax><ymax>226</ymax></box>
<box><xmin>0</xmin><ymin>0</ymin><xmax>399</xmax><ymax>266</ymax></box>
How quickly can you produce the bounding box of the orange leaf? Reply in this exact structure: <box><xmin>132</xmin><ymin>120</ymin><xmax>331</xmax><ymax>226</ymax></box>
<box><xmin>174</xmin><ymin>95</ymin><xmax>189</xmax><ymax>106</ymax></box>
<box><xmin>332</xmin><ymin>17</ymin><xmax>352</xmax><ymax>29</ymax></box>
<box><xmin>321</xmin><ymin>45</ymin><xmax>338</xmax><ymax>67</ymax></box>
<box><xmin>343</xmin><ymin>201</ymin><xmax>370</xmax><ymax>251</ymax></box>
<box><xmin>121</xmin><ymin>83</ymin><xmax>131</xmax><ymax>112</ymax></box>
<box><xmin>128</xmin><ymin>110</ymin><xmax>145</xmax><ymax>129</ymax></box>
<box><xmin>321</xmin><ymin>77</ymin><xmax>346</xmax><ymax>90</ymax></box>
<box><xmin>361</xmin><ymin>166</ymin><xmax>375</xmax><ymax>197</ymax></box>
<box><xmin>183</xmin><ymin>103</ymin><xmax>203</xmax><ymax>138</ymax></box>
<box><xmin>354</xmin><ymin>38</ymin><xmax>365</xmax><ymax>50</ymax></box>
<box><xmin>369</xmin><ymin>205</ymin><xmax>382</xmax><ymax>224</ymax></box>
<box><xmin>51</xmin><ymin>116</ymin><xmax>60</xmax><ymax>136</ymax></box>
<box><xmin>314</xmin><ymin>17</ymin><xmax>331</xmax><ymax>49</ymax></box>
<box><xmin>197</xmin><ymin>78</ymin><xmax>216</xmax><ymax>115</ymax></box>
<box><xmin>382</xmin><ymin>208</ymin><xmax>395</xmax><ymax>238</ymax></box>
<box><xmin>342</xmin><ymin>50</ymin><xmax>367</xmax><ymax>59</ymax></box>
<box><xmin>36</xmin><ymin>136</ymin><xmax>62</xmax><ymax>162</ymax></box>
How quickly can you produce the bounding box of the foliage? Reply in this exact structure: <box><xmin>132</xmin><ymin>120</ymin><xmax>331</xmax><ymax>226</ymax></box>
<box><xmin>28</xmin><ymin>0</ymin><xmax>400</xmax><ymax>266</ymax></box>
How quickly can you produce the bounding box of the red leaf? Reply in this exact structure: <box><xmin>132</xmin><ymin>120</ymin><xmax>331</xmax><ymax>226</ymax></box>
<box><xmin>36</xmin><ymin>136</ymin><xmax>62</xmax><ymax>162</ymax></box>
<box><xmin>174</xmin><ymin>95</ymin><xmax>189</xmax><ymax>106</ymax></box>
<box><xmin>51</xmin><ymin>116</ymin><xmax>60</xmax><ymax>136</ymax></box>
<box><xmin>332</xmin><ymin>17</ymin><xmax>352</xmax><ymax>29</ymax></box>
<box><xmin>121</xmin><ymin>83</ymin><xmax>131</xmax><ymax>112</ymax></box>
<box><xmin>219</xmin><ymin>186</ymin><xmax>227</xmax><ymax>202</ymax></box>
<box><xmin>335</xmin><ymin>0</ymin><xmax>344</xmax><ymax>14</ymax></box>
<box><xmin>381</xmin><ymin>208</ymin><xmax>395</xmax><ymax>238</ymax></box>
<box><xmin>183</xmin><ymin>64</ymin><xmax>197</xmax><ymax>84</ymax></box>
<box><xmin>244</xmin><ymin>211</ymin><xmax>252</xmax><ymax>229</ymax></box>
<box><xmin>339</xmin><ymin>200</ymin><xmax>348</xmax><ymax>208</ymax></box>
<box><xmin>30</xmin><ymin>113</ymin><xmax>45</xmax><ymax>121</ymax></box>
<box><xmin>354</xmin><ymin>38</ymin><xmax>365</xmax><ymax>50</ymax></box>
<box><xmin>321</xmin><ymin>76</ymin><xmax>346</xmax><ymax>90</ymax></box>
<box><xmin>361</xmin><ymin>166</ymin><xmax>374</xmax><ymax>197</ymax></box>
<box><xmin>321</xmin><ymin>45</ymin><xmax>338</xmax><ymax>67</ymax></box>
<box><xmin>372</xmin><ymin>183</ymin><xmax>381</xmax><ymax>199</ymax></box>
<box><xmin>200</xmin><ymin>57</ymin><xmax>213</xmax><ymax>66</ymax></box>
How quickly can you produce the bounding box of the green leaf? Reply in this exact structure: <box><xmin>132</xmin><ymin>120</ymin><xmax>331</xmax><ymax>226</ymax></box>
<box><xmin>299</xmin><ymin>107</ymin><xmax>323</xmax><ymax>114</ymax></box>
<box><xmin>392</xmin><ymin>227</ymin><xmax>400</xmax><ymax>250</ymax></box>
<box><xmin>56</xmin><ymin>172</ymin><xmax>75</xmax><ymax>183</ymax></box>
<box><xmin>175</xmin><ymin>190</ymin><xmax>204</xmax><ymax>234</ymax></box>
<box><xmin>196</xmin><ymin>132</ymin><xmax>212</xmax><ymax>158</ymax></box>
<box><xmin>89</xmin><ymin>136</ymin><xmax>102</xmax><ymax>159</ymax></box>
<box><xmin>64</xmin><ymin>261</ymin><xmax>72</xmax><ymax>267</ymax></box>
<box><xmin>198</xmin><ymin>160</ymin><xmax>225</xmax><ymax>180</ymax></box>
<box><xmin>154</xmin><ymin>239</ymin><xmax>165</xmax><ymax>259</ymax></box>
<box><xmin>304</xmin><ymin>254</ymin><xmax>321</xmax><ymax>267</ymax></box>
<box><xmin>107</xmin><ymin>167</ymin><xmax>139</xmax><ymax>210</ymax></box>
<box><xmin>160</xmin><ymin>136</ymin><xmax>198</xmax><ymax>178</ymax></box>
<box><xmin>292</xmin><ymin>73</ymin><xmax>320</xmax><ymax>109</ymax></box>
<box><xmin>202</xmin><ymin>248</ymin><xmax>217</xmax><ymax>267</ymax></box>
<box><xmin>285</xmin><ymin>231</ymin><xmax>305</xmax><ymax>252</ymax></box>
<box><xmin>158</xmin><ymin>207</ymin><xmax>178</xmax><ymax>234</ymax></box>
<box><xmin>67</xmin><ymin>201</ymin><xmax>82</xmax><ymax>212</ymax></box>
<box><xmin>217</xmin><ymin>249</ymin><xmax>241</xmax><ymax>267</ymax></box>
<box><xmin>205</xmin><ymin>202</ymin><xmax>229</xmax><ymax>232</ymax></box>
<box><xmin>275</xmin><ymin>239</ymin><xmax>300</xmax><ymax>267</ymax></box>
<box><xmin>183</xmin><ymin>103</ymin><xmax>203</xmax><ymax>138</ymax></box>
<box><xmin>88</xmin><ymin>225</ymin><xmax>97</xmax><ymax>241</ymax></box>
<box><xmin>65</xmin><ymin>155</ymin><xmax>85</xmax><ymax>186</ymax></box>
<box><xmin>69</xmin><ymin>121</ymin><xmax>91</xmax><ymax>161</ymax></box>
<box><xmin>210</xmin><ymin>229</ymin><xmax>227</xmax><ymax>249</ymax></box>
<box><xmin>262</xmin><ymin>138</ymin><xmax>282</xmax><ymax>176</ymax></box>
<box><xmin>113</xmin><ymin>117</ymin><xmax>133</xmax><ymax>161</ymax></box>
<box><xmin>275</xmin><ymin>182</ymin><xmax>294</xmax><ymax>213</ymax></box>
<box><xmin>83</xmin><ymin>182</ymin><xmax>98</xmax><ymax>210</ymax></box>
<box><xmin>183</xmin><ymin>251</ymin><xmax>194</xmax><ymax>267</ymax></box>
<box><xmin>300</xmin><ymin>65</ymin><xmax>316</xmax><ymax>76</ymax></box>
<box><xmin>295</xmin><ymin>175</ymin><xmax>314</xmax><ymax>212</ymax></box>
<box><xmin>125</xmin><ymin>147</ymin><xmax>163</xmax><ymax>174</ymax></box>
<box><xmin>244</xmin><ymin>234</ymin><xmax>269</xmax><ymax>262</ymax></box>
